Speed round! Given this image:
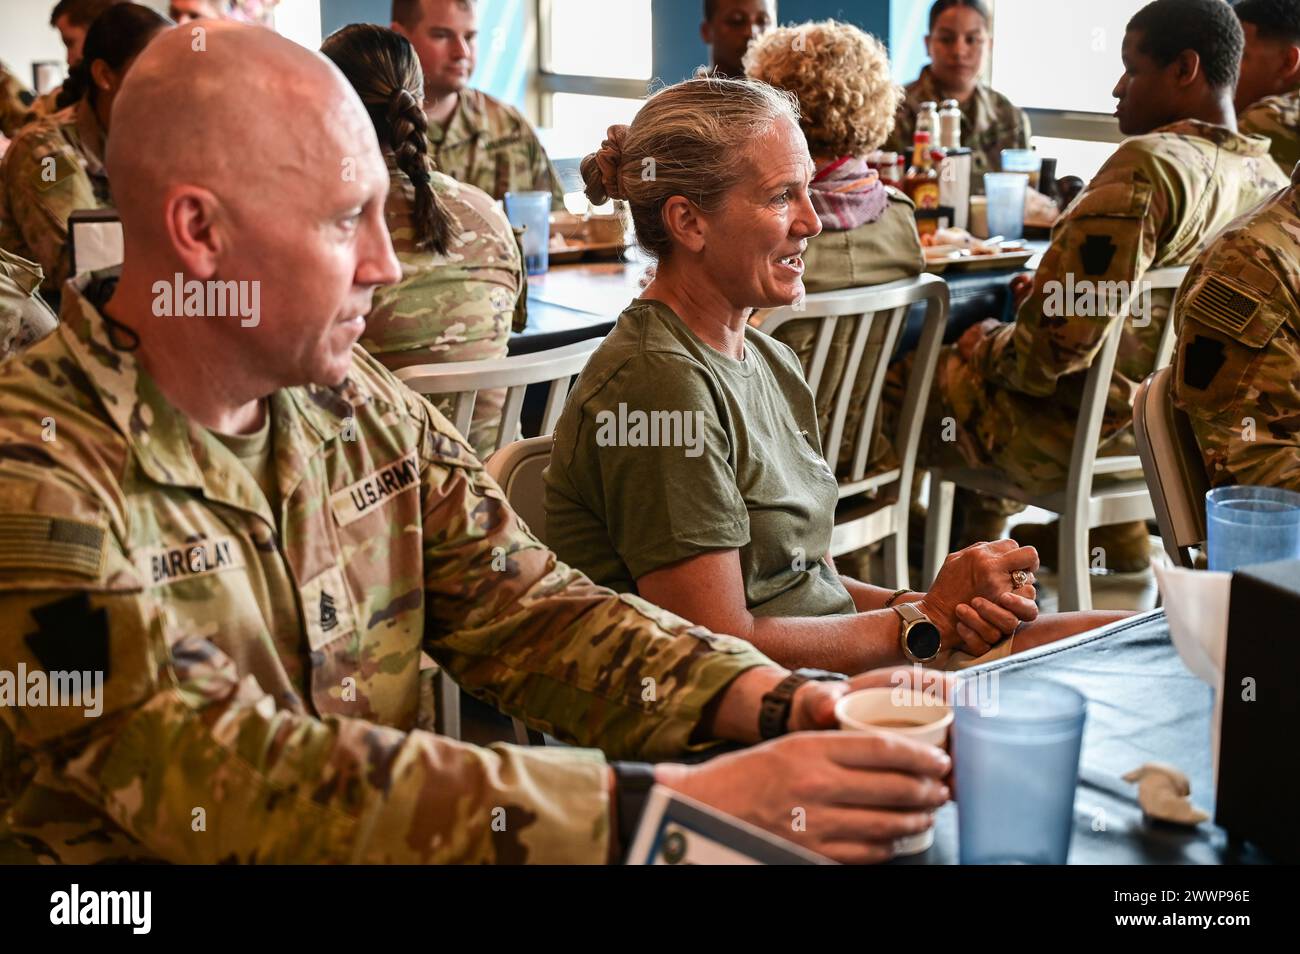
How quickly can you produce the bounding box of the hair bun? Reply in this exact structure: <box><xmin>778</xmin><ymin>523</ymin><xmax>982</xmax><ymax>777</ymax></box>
<box><xmin>580</xmin><ymin>124</ymin><xmax>630</xmax><ymax>205</ymax></box>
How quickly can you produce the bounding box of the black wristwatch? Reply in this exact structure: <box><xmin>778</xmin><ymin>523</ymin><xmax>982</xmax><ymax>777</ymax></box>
<box><xmin>758</xmin><ymin>668</ymin><xmax>848</xmax><ymax>740</ymax></box>
<box><xmin>611</xmin><ymin>761</ymin><xmax>656</xmax><ymax>862</ymax></box>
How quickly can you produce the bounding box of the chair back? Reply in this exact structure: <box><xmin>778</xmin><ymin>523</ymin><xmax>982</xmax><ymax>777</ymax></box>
<box><xmin>396</xmin><ymin>338</ymin><xmax>599</xmax><ymax>452</ymax></box>
<box><xmin>1133</xmin><ymin>366</ymin><xmax>1210</xmax><ymax>567</ymax></box>
<box><xmin>485</xmin><ymin>435</ymin><xmax>554</xmax><ymax>543</ymax></box>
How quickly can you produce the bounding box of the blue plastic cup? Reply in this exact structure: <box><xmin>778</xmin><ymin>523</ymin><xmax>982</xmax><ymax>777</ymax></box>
<box><xmin>1000</xmin><ymin>148</ymin><xmax>1042</xmax><ymax>191</ymax></box>
<box><xmin>1205</xmin><ymin>485</ymin><xmax>1300</xmax><ymax>572</ymax></box>
<box><xmin>504</xmin><ymin>191</ymin><xmax>551</xmax><ymax>275</ymax></box>
<box><xmin>953</xmin><ymin>680</ymin><xmax>1086</xmax><ymax>864</ymax></box>
<box><xmin>983</xmin><ymin>172</ymin><xmax>1027</xmax><ymax>240</ymax></box>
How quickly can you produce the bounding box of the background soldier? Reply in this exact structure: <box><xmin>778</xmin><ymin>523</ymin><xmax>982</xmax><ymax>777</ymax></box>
<box><xmin>896</xmin><ymin>0</ymin><xmax>1288</xmax><ymax>571</ymax></box>
<box><xmin>1234</xmin><ymin>0</ymin><xmax>1300</xmax><ymax>174</ymax></box>
<box><xmin>392</xmin><ymin>0</ymin><xmax>565</xmax><ymax>205</ymax></box>
<box><xmin>1174</xmin><ymin>164</ymin><xmax>1300</xmax><ymax>490</ymax></box>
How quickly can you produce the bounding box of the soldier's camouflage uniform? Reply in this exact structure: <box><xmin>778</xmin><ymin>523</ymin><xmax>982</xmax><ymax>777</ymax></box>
<box><xmin>364</xmin><ymin>157</ymin><xmax>525</xmax><ymax>457</ymax></box>
<box><xmin>427</xmin><ymin>88</ymin><xmax>565</xmax><ymax>206</ymax></box>
<box><xmin>1239</xmin><ymin>89</ymin><xmax>1300</xmax><ymax>179</ymax></box>
<box><xmin>1173</xmin><ymin>164</ymin><xmax>1300</xmax><ymax>490</ymax></box>
<box><xmin>0</xmin><ymin>100</ymin><xmax>110</xmax><ymax>296</ymax></box>
<box><xmin>0</xmin><ymin>272</ymin><xmax>772</xmax><ymax>864</ymax></box>
<box><xmin>0</xmin><ymin>249</ymin><xmax>57</xmax><ymax>361</ymax></box>
<box><xmin>896</xmin><ymin>121</ymin><xmax>1288</xmax><ymax>496</ymax></box>
<box><xmin>0</xmin><ymin>63</ymin><xmax>33</xmax><ymax>139</ymax></box>
<box><xmin>889</xmin><ymin>66</ymin><xmax>1031</xmax><ymax>195</ymax></box>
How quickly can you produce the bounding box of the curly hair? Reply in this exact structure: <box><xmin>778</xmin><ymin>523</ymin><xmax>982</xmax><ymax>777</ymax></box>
<box><xmin>743</xmin><ymin>19</ymin><xmax>901</xmax><ymax>159</ymax></box>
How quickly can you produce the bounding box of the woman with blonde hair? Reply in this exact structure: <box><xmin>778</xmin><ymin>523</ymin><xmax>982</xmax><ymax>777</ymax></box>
<box><xmin>545</xmin><ymin>76</ymin><xmax>1121</xmax><ymax>680</ymax></box>
<box><xmin>744</xmin><ymin>20</ymin><xmax>924</xmax><ymax>473</ymax></box>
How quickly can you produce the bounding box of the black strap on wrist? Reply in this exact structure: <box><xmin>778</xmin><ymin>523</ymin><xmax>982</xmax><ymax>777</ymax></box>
<box><xmin>611</xmin><ymin>761</ymin><xmax>656</xmax><ymax>862</ymax></box>
<box><xmin>758</xmin><ymin>668</ymin><xmax>848</xmax><ymax>740</ymax></box>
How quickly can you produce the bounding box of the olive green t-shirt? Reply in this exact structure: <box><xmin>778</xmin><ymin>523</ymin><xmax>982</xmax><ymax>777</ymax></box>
<box><xmin>544</xmin><ymin>298</ymin><xmax>856</xmax><ymax>619</ymax></box>
<box><xmin>209</xmin><ymin>405</ymin><xmax>279</xmax><ymax>514</ymax></box>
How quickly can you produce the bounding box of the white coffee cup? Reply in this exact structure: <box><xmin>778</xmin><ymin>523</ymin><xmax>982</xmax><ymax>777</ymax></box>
<box><xmin>834</xmin><ymin>687</ymin><xmax>954</xmax><ymax>857</ymax></box>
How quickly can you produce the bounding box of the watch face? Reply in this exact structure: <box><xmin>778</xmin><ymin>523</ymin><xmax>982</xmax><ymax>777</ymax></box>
<box><xmin>907</xmin><ymin>622</ymin><xmax>943</xmax><ymax>661</ymax></box>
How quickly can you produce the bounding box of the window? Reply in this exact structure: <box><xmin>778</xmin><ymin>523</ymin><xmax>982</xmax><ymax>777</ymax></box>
<box><xmin>544</xmin><ymin>0</ymin><xmax>652</xmax><ymax>80</ymax></box>
<box><xmin>272</xmin><ymin>0</ymin><xmax>322</xmax><ymax>50</ymax></box>
<box><xmin>988</xmin><ymin>0</ymin><xmax>1146</xmax><ymax>181</ymax></box>
<box><xmin>990</xmin><ymin>0</ymin><xmax>1145</xmax><ymax>113</ymax></box>
<box><xmin>537</xmin><ymin>0</ymin><xmax>653</xmax><ymax>163</ymax></box>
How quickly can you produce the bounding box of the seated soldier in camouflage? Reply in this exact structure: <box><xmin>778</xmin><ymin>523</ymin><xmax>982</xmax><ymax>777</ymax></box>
<box><xmin>1234</xmin><ymin>0</ymin><xmax>1300</xmax><ymax>175</ymax></box>
<box><xmin>744</xmin><ymin>19</ymin><xmax>925</xmax><ymax>478</ymax></box>
<box><xmin>898</xmin><ymin>0</ymin><xmax>1288</xmax><ymax>570</ymax></box>
<box><xmin>0</xmin><ymin>22</ymin><xmax>957</xmax><ymax>867</ymax></box>
<box><xmin>545</xmin><ymin>78</ymin><xmax>1126</xmax><ymax>678</ymax></box>
<box><xmin>322</xmin><ymin>24</ymin><xmax>524</xmax><ymax>459</ymax></box>
<box><xmin>0</xmin><ymin>3</ymin><xmax>168</xmax><ymax>303</ymax></box>
<box><xmin>0</xmin><ymin>249</ymin><xmax>57</xmax><ymax>360</ymax></box>
<box><xmin>392</xmin><ymin>0</ymin><xmax>565</xmax><ymax>206</ymax></box>
<box><xmin>888</xmin><ymin>0</ymin><xmax>1030</xmax><ymax>197</ymax></box>
<box><xmin>1173</xmin><ymin>165</ymin><xmax>1300</xmax><ymax>489</ymax></box>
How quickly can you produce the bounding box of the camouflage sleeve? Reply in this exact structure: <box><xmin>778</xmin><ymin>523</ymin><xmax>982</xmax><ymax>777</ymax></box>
<box><xmin>0</xmin><ymin>254</ymin><xmax>57</xmax><ymax>360</ymax></box>
<box><xmin>969</xmin><ymin>151</ymin><xmax>1163</xmax><ymax>395</ymax></box>
<box><xmin>0</xmin><ymin>130</ymin><xmax>97</xmax><ymax>289</ymax></box>
<box><xmin>0</xmin><ymin>68</ymin><xmax>32</xmax><ymax>139</ymax></box>
<box><xmin>0</xmin><ymin>473</ymin><xmax>615</xmax><ymax>863</ymax></box>
<box><xmin>1173</xmin><ymin>236</ymin><xmax>1300</xmax><ymax>490</ymax></box>
<box><xmin>409</xmin><ymin>397</ymin><xmax>774</xmax><ymax>762</ymax></box>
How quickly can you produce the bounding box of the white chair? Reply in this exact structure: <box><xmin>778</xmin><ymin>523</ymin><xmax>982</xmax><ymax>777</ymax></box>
<box><xmin>486</xmin><ymin>436</ymin><xmax>556</xmax><ymax>745</ymax></box>
<box><xmin>756</xmin><ymin>274</ymin><xmax>950</xmax><ymax>588</ymax></box>
<box><xmin>921</xmin><ymin>265</ymin><xmax>1190</xmax><ymax>610</ymax></box>
<box><xmin>396</xmin><ymin>341</ymin><xmax>599</xmax><ymax>740</ymax></box>
<box><xmin>1133</xmin><ymin>366</ymin><xmax>1209</xmax><ymax>568</ymax></box>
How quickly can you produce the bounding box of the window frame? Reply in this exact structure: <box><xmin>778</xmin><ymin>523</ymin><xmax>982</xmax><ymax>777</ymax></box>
<box><xmin>535</xmin><ymin>0</ymin><xmax>652</xmax><ymax>127</ymax></box>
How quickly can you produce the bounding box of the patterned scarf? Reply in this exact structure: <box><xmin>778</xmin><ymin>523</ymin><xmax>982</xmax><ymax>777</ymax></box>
<box><xmin>809</xmin><ymin>156</ymin><xmax>890</xmax><ymax>231</ymax></box>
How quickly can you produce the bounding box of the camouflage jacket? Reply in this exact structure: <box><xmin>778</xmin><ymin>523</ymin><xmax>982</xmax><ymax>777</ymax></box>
<box><xmin>0</xmin><ymin>249</ymin><xmax>57</xmax><ymax>361</ymax></box>
<box><xmin>1173</xmin><ymin>166</ymin><xmax>1300</xmax><ymax>490</ymax></box>
<box><xmin>968</xmin><ymin>120</ymin><xmax>1288</xmax><ymax>437</ymax></box>
<box><xmin>0</xmin><ymin>63</ymin><xmax>32</xmax><ymax>139</ymax></box>
<box><xmin>365</xmin><ymin>156</ymin><xmax>524</xmax><ymax>365</ymax></box>
<box><xmin>1239</xmin><ymin>89</ymin><xmax>1300</xmax><ymax>180</ymax></box>
<box><xmin>0</xmin><ymin>273</ymin><xmax>771</xmax><ymax>864</ymax></box>
<box><xmin>889</xmin><ymin>66</ymin><xmax>1031</xmax><ymax>195</ymax></box>
<box><xmin>0</xmin><ymin>100</ymin><xmax>110</xmax><ymax>294</ymax></box>
<box><xmin>364</xmin><ymin>155</ymin><xmax>526</xmax><ymax>455</ymax></box>
<box><xmin>427</xmin><ymin>88</ymin><xmax>564</xmax><ymax>206</ymax></box>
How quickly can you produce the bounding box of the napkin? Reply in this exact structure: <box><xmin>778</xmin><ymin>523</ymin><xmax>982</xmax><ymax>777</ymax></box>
<box><xmin>1152</xmin><ymin>563</ymin><xmax>1231</xmax><ymax>782</ymax></box>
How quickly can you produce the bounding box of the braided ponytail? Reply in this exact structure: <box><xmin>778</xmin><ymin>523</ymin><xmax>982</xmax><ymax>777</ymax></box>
<box><xmin>321</xmin><ymin>23</ymin><xmax>453</xmax><ymax>257</ymax></box>
<box><xmin>387</xmin><ymin>87</ymin><xmax>451</xmax><ymax>255</ymax></box>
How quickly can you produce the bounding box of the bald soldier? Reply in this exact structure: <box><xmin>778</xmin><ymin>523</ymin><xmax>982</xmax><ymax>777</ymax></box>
<box><xmin>0</xmin><ymin>22</ymin><xmax>954</xmax><ymax>866</ymax></box>
<box><xmin>1235</xmin><ymin>0</ymin><xmax>1300</xmax><ymax>174</ymax></box>
<box><xmin>902</xmin><ymin>0</ymin><xmax>1288</xmax><ymax>568</ymax></box>
<box><xmin>1173</xmin><ymin>164</ymin><xmax>1300</xmax><ymax>490</ymax></box>
<box><xmin>0</xmin><ymin>249</ymin><xmax>58</xmax><ymax>360</ymax></box>
<box><xmin>392</xmin><ymin>0</ymin><xmax>565</xmax><ymax>205</ymax></box>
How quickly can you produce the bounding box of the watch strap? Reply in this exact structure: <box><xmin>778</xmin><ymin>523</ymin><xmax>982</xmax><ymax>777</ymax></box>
<box><xmin>758</xmin><ymin>668</ymin><xmax>848</xmax><ymax>740</ymax></box>
<box><xmin>611</xmin><ymin>761</ymin><xmax>656</xmax><ymax>862</ymax></box>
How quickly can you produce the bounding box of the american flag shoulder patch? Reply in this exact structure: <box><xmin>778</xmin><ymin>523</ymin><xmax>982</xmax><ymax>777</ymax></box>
<box><xmin>1185</xmin><ymin>275</ymin><xmax>1262</xmax><ymax>335</ymax></box>
<box><xmin>0</xmin><ymin>514</ymin><xmax>108</xmax><ymax>578</ymax></box>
